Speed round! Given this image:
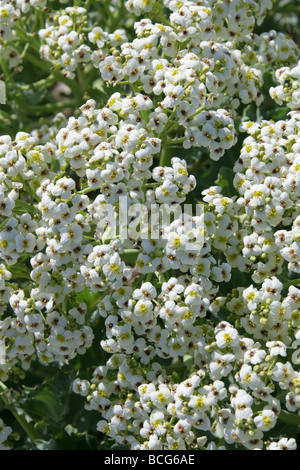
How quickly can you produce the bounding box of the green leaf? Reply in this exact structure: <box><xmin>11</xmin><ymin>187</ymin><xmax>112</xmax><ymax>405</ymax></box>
<box><xmin>215</xmin><ymin>166</ymin><xmax>236</xmax><ymax>198</ymax></box>
<box><xmin>9</xmin><ymin>263</ymin><xmax>31</xmax><ymax>281</ymax></box>
<box><xmin>271</xmin><ymin>106</ymin><xmax>289</xmax><ymax>121</ymax></box>
<box><xmin>22</xmin><ymin>385</ymin><xmax>68</xmax><ymax>422</ymax></box>
<box><xmin>54</xmin><ymin>426</ymin><xmax>99</xmax><ymax>450</ymax></box>
<box><xmin>22</xmin><ymin>87</ymin><xmax>48</xmax><ymax>105</ymax></box>
<box><xmin>278</xmin><ymin>410</ymin><xmax>300</xmax><ymax>426</ymax></box>
<box><xmin>75</xmin><ymin>287</ymin><xmax>101</xmax><ymax>311</ymax></box>
<box><xmin>14</xmin><ymin>200</ymin><xmax>39</xmax><ymax>215</ymax></box>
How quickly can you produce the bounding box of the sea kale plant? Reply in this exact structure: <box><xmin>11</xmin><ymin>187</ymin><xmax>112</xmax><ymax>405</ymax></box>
<box><xmin>0</xmin><ymin>0</ymin><xmax>300</xmax><ymax>451</ymax></box>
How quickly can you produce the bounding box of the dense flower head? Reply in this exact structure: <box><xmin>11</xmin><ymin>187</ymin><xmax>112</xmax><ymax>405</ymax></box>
<box><xmin>0</xmin><ymin>0</ymin><xmax>300</xmax><ymax>452</ymax></box>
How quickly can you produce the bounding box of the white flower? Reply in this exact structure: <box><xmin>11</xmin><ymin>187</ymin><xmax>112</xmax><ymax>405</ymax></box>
<box><xmin>132</xmin><ymin>282</ymin><xmax>157</xmax><ymax>300</ymax></box>
<box><xmin>267</xmin><ymin>437</ymin><xmax>297</xmax><ymax>451</ymax></box>
<box><xmin>267</xmin><ymin>340</ymin><xmax>287</xmax><ymax>357</ymax></box>
<box><xmin>254</xmin><ymin>409</ymin><xmax>277</xmax><ymax>431</ymax></box>
<box><xmin>73</xmin><ymin>378</ymin><xmax>90</xmax><ymax>396</ymax></box>
<box><xmin>100</xmin><ymin>56</ymin><xmax>124</xmax><ymax>82</ymax></box>
<box><xmin>215</xmin><ymin>326</ymin><xmax>239</xmax><ymax>349</ymax></box>
<box><xmin>238</xmin><ymin>364</ymin><xmax>265</xmax><ymax>390</ymax></box>
<box><xmin>209</xmin><ymin>351</ymin><xmax>235</xmax><ymax>379</ymax></box>
<box><xmin>231</xmin><ymin>389</ymin><xmax>253</xmax><ymax>420</ymax></box>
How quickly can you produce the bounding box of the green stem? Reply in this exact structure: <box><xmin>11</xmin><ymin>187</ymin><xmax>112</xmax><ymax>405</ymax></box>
<box><xmin>20</xmin><ymin>43</ymin><xmax>31</xmax><ymax>62</ymax></box>
<box><xmin>18</xmin><ymin>176</ymin><xmax>41</xmax><ymax>203</ymax></box>
<box><xmin>69</xmin><ymin>187</ymin><xmax>94</xmax><ymax>200</ymax></box>
<box><xmin>6</xmin><ymin>281</ymin><xmax>18</xmax><ymax>290</ymax></box>
<box><xmin>155</xmin><ymin>271</ymin><xmax>167</xmax><ymax>284</ymax></box>
<box><xmin>1</xmin><ymin>60</ymin><xmax>10</xmax><ymax>81</ymax></box>
<box><xmin>159</xmin><ymin>109</ymin><xmax>178</xmax><ymax>141</ymax></box>
<box><xmin>164</xmin><ymin>137</ymin><xmax>185</xmax><ymax>147</ymax></box>
<box><xmin>32</xmin><ymin>8</ymin><xmax>44</xmax><ymax>33</ymax></box>
<box><xmin>15</xmin><ymin>24</ymin><xmax>41</xmax><ymax>53</ymax></box>
<box><xmin>145</xmin><ymin>272</ymin><xmax>154</xmax><ymax>282</ymax></box>
<box><xmin>188</xmin><ymin>105</ymin><xmax>206</xmax><ymax>120</ymax></box>
<box><xmin>159</xmin><ymin>146</ymin><xmax>171</xmax><ymax>167</ymax></box>
<box><xmin>0</xmin><ymin>381</ymin><xmax>41</xmax><ymax>445</ymax></box>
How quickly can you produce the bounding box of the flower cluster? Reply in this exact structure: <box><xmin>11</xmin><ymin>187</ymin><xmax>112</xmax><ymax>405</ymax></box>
<box><xmin>39</xmin><ymin>5</ymin><xmax>90</xmax><ymax>79</ymax></box>
<box><xmin>270</xmin><ymin>60</ymin><xmax>300</xmax><ymax>109</ymax></box>
<box><xmin>0</xmin><ymin>2</ymin><xmax>21</xmax><ymax>69</ymax></box>
<box><xmin>276</xmin><ymin>214</ymin><xmax>300</xmax><ymax>274</ymax></box>
<box><xmin>74</xmin><ymin>290</ymin><xmax>300</xmax><ymax>450</ymax></box>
